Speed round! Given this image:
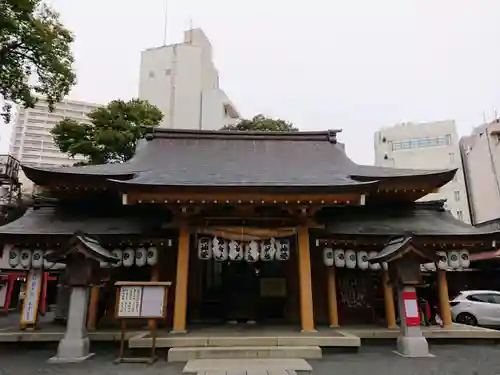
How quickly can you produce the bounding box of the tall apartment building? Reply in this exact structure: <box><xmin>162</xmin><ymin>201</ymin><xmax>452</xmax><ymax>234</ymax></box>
<box><xmin>374</xmin><ymin>120</ymin><xmax>471</xmax><ymax>222</ymax></box>
<box><xmin>9</xmin><ymin>97</ymin><xmax>100</xmax><ymax>192</ymax></box>
<box><xmin>139</xmin><ymin>28</ymin><xmax>240</xmax><ymax>130</ymax></box>
<box><xmin>460</xmin><ymin>120</ymin><xmax>500</xmax><ymax>225</ymax></box>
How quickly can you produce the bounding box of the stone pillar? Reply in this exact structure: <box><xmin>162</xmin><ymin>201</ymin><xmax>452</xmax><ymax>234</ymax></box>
<box><xmin>297</xmin><ymin>225</ymin><xmax>315</xmax><ymax>332</ymax></box>
<box><xmin>395</xmin><ymin>285</ymin><xmax>431</xmax><ymax>357</ymax></box>
<box><xmin>172</xmin><ymin>219</ymin><xmax>190</xmax><ymax>333</ymax></box>
<box><xmin>437</xmin><ymin>269</ymin><xmax>452</xmax><ymax>328</ymax></box>
<box><xmin>49</xmin><ymin>286</ymin><xmax>94</xmax><ymax>363</ymax></box>
<box><xmin>326</xmin><ymin>266</ymin><xmax>339</xmax><ymax>328</ymax></box>
<box><xmin>382</xmin><ymin>269</ymin><xmax>397</xmax><ymax>329</ymax></box>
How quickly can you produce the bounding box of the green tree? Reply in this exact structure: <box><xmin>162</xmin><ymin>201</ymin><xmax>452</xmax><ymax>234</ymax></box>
<box><xmin>0</xmin><ymin>0</ymin><xmax>76</xmax><ymax>122</ymax></box>
<box><xmin>220</xmin><ymin>114</ymin><xmax>298</xmax><ymax>132</ymax></box>
<box><xmin>51</xmin><ymin>99</ymin><xmax>163</xmax><ymax>165</ymax></box>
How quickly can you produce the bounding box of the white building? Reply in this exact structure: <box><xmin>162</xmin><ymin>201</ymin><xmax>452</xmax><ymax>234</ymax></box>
<box><xmin>9</xmin><ymin>97</ymin><xmax>100</xmax><ymax>192</ymax></box>
<box><xmin>139</xmin><ymin>28</ymin><xmax>240</xmax><ymax>130</ymax></box>
<box><xmin>374</xmin><ymin>120</ymin><xmax>471</xmax><ymax>222</ymax></box>
<box><xmin>460</xmin><ymin>120</ymin><xmax>500</xmax><ymax>225</ymax></box>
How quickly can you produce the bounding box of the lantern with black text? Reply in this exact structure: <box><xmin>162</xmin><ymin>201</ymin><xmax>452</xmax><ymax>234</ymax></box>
<box><xmin>459</xmin><ymin>250</ymin><xmax>470</xmax><ymax>269</ymax></box>
<box><xmin>275</xmin><ymin>239</ymin><xmax>290</xmax><ymax>261</ymax></box>
<box><xmin>357</xmin><ymin>251</ymin><xmax>369</xmax><ymax>270</ymax></box>
<box><xmin>245</xmin><ymin>240</ymin><xmax>259</xmax><ymax>262</ymax></box>
<box><xmin>8</xmin><ymin>248</ymin><xmax>19</xmax><ymax>267</ymax></box>
<box><xmin>228</xmin><ymin>240</ymin><xmax>244</xmax><ymax>261</ymax></box>
<box><xmin>147</xmin><ymin>247</ymin><xmax>158</xmax><ymax>266</ymax></box>
<box><xmin>197</xmin><ymin>237</ymin><xmax>212</xmax><ymax>260</ymax></box>
<box><xmin>323</xmin><ymin>248</ymin><xmax>334</xmax><ymax>266</ymax></box>
<box><xmin>135</xmin><ymin>248</ymin><xmax>147</xmax><ymax>267</ymax></box>
<box><xmin>20</xmin><ymin>249</ymin><xmax>32</xmax><ymax>269</ymax></box>
<box><xmin>345</xmin><ymin>250</ymin><xmax>356</xmax><ymax>269</ymax></box>
<box><xmin>213</xmin><ymin>237</ymin><xmax>228</xmax><ymax>262</ymax></box>
<box><xmin>31</xmin><ymin>249</ymin><xmax>44</xmax><ymax>269</ymax></box>
<box><xmin>334</xmin><ymin>249</ymin><xmax>345</xmax><ymax>267</ymax></box>
<box><xmin>260</xmin><ymin>239</ymin><xmax>276</xmax><ymax>261</ymax></box>
<box><xmin>448</xmin><ymin>251</ymin><xmax>460</xmax><ymax>269</ymax></box>
<box><xmin>368</xmin><ymin>251</ymin><xmax>381</xmax><ymax>270</ymax></box>
<box><xmin>436</xmin><ymin>251</ymin><xmax>448</xmax><ymax>270</ymax></box>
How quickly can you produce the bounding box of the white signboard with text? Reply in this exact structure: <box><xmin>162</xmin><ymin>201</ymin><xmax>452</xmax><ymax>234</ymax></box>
<box><xmin>20</xmin><ymin>268</ymin><xmax>43</xmax><ymax>325</ymax></box>
<box><xmin>115</xmin><ymin>282</ymin><xmax>171</xmax><ymax>319</ymax></box>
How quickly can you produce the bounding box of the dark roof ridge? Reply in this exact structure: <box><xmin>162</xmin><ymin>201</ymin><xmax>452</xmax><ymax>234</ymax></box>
<box><xmin>144</xmin><ymin>127</ymin><xmax>343</xmax><ymax>143</ymax></box>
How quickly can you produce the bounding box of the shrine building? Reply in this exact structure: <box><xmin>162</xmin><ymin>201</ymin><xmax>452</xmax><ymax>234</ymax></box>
<box><xmin>1</xmin><ymin>128</ymin><xmax>499</xmax><ymax>333</ymax></box>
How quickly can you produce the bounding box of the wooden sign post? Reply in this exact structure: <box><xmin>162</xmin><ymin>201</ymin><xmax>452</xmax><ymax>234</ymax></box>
<box><xmin>20</xmin><ymin>268</ymin><xmax>43</xmax><ymax>330</ymax></box>
<box><xmin>114</xmin><ymin>281</ymin><xmax>171</xmax><ymax>364</ymax></box>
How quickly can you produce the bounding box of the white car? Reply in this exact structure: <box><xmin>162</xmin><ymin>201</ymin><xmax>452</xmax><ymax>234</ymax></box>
<box><xmin>451</xmin><ymin>290</ymin><xmax>500</xmax><ymax>326</ymax></box>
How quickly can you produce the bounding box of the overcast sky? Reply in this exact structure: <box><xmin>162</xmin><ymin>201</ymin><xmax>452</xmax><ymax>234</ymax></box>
<box><xmin>3</xmin><ymin>0</ymin><xmax>500</xmax><ymax>164</ymax></box>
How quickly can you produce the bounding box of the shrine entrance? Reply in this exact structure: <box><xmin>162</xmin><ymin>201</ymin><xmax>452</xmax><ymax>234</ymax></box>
<box><xmin>198</xmin><ymin>259</ymin><xmax>289</xmax><ymax>325</ymax></box>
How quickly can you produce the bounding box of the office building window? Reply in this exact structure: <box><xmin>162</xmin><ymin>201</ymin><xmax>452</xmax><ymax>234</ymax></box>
<box><xmin>392</xmin><ymin>134</ymin><xmax>452</xmax><ymax>151</ymax></box>
<box><xmin>454</xmin><ymin>191</ymin><xmax>460</xmax><ymax>201</ymax></box>
<box><xmin>457</xmin><ymin>210</ymin><xmax>463</xmax><ymax>221</ymax></box>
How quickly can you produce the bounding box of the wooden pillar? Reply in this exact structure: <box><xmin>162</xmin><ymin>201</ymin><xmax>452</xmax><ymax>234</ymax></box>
<box><xmin>382</xmin><ymin>269</ymin><xmax>397</xmax><ymax>329</ymax></box>
<box><xmin>86</xmin><ymin>285</ymin><xmax>100</xmax><ymax>331</ymax></box>
<box><xmin>437</xmin><ymin>269</ymin><xmax>452</xmax><ymax>328</ymax></box>
<box><xmin>148</xmin><ymin>264</ymin><xmax>161</xmax><ymax>330</ymax></box>
<box><xmin>172</xmin><ymin>219</ymin><xmax>190</xmax><ymax>333</ymax></box>
<box><xmin>297</xmin><ymin>225</ymin><xmax>315</xmax><ymax>332</ymax></box>
<box><xmin>326</xmin><ymin>266</ymin><xmax>339</xmax><ymax>327</ymax></box>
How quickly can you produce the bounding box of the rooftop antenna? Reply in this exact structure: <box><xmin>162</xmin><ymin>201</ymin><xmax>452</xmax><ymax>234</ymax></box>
<box><xmin>483</xmin><ymin>111</ymin><xmax>487</xmax><ymax>124</ymax></box>
<box><xmin>162</xmin><ymin>0</ymin><xmax>168</xmax><ymax>46</ymax></box>
<box><xmin>188</xmin><ymin>17</ymin><xmax>194</xmax><ymax>44</ymax></box>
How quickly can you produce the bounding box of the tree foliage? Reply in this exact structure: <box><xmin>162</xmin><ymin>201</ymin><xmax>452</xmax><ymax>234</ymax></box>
<box><xmin>0</xmin><ymin>0</ymin><xmax>76</xmax><ymax>122</ymax></box>
<box><xmin>51</xmin><ymin>99</ymin><xmax>163</xmax><ymax>165</ymax></box>
<box><xmin>220</xmin><ymin>114</ymin><xmax>298</xmax><ymax>132</ymax></box>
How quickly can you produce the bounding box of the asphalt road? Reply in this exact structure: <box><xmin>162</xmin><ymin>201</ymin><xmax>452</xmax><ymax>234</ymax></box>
<box><xmin>0</xmin><ymin>343</ymin><xmax>498</xmax><ymax>375</ymax></box>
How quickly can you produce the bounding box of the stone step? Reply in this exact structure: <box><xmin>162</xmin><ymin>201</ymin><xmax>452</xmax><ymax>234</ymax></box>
<box><xmin>183</xmin><ymin>358</ymin><xmax>312</xmax><ymax>375</ymax></box>
<box><xmin>169</xmin><ymin>346</ymin><xmax>322</xmax><ymax>362</ymax></box>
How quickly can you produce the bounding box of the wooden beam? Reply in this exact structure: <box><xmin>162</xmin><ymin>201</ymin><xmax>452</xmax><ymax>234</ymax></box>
<box><xmin>297</xmin><ymin>225</ymin><xmax>316</xmax><ymax>332</ymax></box>
<box><xmin>172</xmin><ymin>218</ymin><xmax>190</xmax><ymax>333</ymax></box>
<box><xmin>326</xmin><ymin>266</ymin><xmax>339</xmax><ymax>328</ymax></box>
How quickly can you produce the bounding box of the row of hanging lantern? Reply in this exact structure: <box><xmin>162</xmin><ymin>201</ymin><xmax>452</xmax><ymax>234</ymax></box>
<box><xmin>9</xmin><ymin>249</ymin><xmax>57</xmax><ymax>269</ymax></box>
<box><xmin>106</xmin><ymin>247</ymin><xmax>158</xmax><ymax>267</ymax></box>
<box><xmin>197</xmin><ymin>236</ymin><xmax>291</xmax><ymax>262</ymax></box>
<box><xmin>421</xmin><ymin>250</ymin><xmax>470</xmax><ymax>271</ymax></box>
<box><xmin>323</xmin><ymin>248</ymin><xmax>387</xmax><ymax>270</ymax></box>
<box><xmin>322</xmin><ymin>248</ymin><xmax>470</xmax><ymax>271</ymax></box>
<box><xmin>8</xmin><ymin>247</ymin><xmax>159</xmax><ymax>269</ymax></box>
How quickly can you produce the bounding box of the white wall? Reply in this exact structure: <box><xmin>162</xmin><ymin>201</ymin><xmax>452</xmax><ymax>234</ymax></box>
<box><xmin>460</xmin><ymin>121</ymin><xmax>500</xmax><ymax>225</ymax></box>
<box><xmin>139</xmin><ymin>28</ymin><xmax>239</xmax><ymax>130</ymax></box>
<box><xmin>374</xmin><ymin>120</ymin><xmax>471</xmax><ymax>222</ymax></box>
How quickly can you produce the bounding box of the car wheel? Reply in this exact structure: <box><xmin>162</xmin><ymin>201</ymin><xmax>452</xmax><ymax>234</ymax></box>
<box><xmin>456</xmin><ymin>312</ymin><xmax>478</xmax><ymax>326</ymax></box>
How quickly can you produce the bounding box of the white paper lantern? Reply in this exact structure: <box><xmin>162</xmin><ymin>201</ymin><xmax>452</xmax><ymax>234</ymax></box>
<box><xmin>368</xmin><ymin>251</ymin><xmax>381</xmax><ymax>270</ymax></box>
<box><xmin>459</xmin><ymin>250</ymin><xmax>470</xmax><ymax>269</ymax></box>
<box><xmin>334</xmin><ymin>249</ymin><xmax>345</xmax><ymax>267</ymax></box>
<box><xmin>8</xmin><ymin>248</ymin><xmax>19</xmax><ymax>267</ymax></box>
<box><xmin>275</xmin><ymin>239</ymin><xmax>290</xmax><ymax>261</ymax></box>
<box><xmin>111</xmin><ymin>249</ymin><xmax>123</xmax><ymax>268</ymax></box>
<box><xmin>357</xmin><ymin>251</ymin><xmax>369</xmax><ymax>270</ymax></box>
<box><xmin>244</xmin><ymin>240</ymin><xmax>259</xmax><ymax>262</ymax></box>
<box><xmin>197</xmin><ymin>237</ymin><xmax>212</xmax><ymax>260</ymax></box>
<box><xmin>447</xmin><ymin>251</ymin><xmax>460</xmax><ymax>269</ymax></box>
<box><xmin>228</xmin><ymin>240</ymin><xmax>244</xmax><ymax>261</ymax></box>
<box><xmin>31</xmin><ymin>249</ymin><xmax>44</xmax><ymax>269</ymax></box>
<box><xmin>382</xmin><ymin>262</ymin><xmax>388</xmax><ymax>271</ymax></box>
<box><xmin>123</xmin><ymin>248</ymin><xmax>135</xmax><ymax>267</ymax></box>
<box><xmin>213</xmin><ymin>237</ymin><xmax>228</xmax><ymax>262</ymax></box>
<box><xmin>323</xmin><ymin>248</ymin><xmax>334</xmax><ymax>267</ymax></box>
<box><xmin>423</xmin><ymin>262</ymin><xmax>436</xmax><ymax>271</ymax></box>
<box><xmin>147</xmin><ymin>247</ymin><xmax>158</xmax><ymax>266</ymax></box>
<box><xmin>19</xmin><ymin>249</ymin><xmax>32</xmax><ymax>269</ymax></box>
<box><xmin>436</xmin><ymin>251</ymin><xmax>448</xmax><ymax>270</ymax></box>
<box><xmin>135</xmin><ymin>248</ymin><xmax>147</xmax><ymax>267</ymax></box>
<box><xmin>345</xmin><ymin>250</ymin><xmax>356</xmax><ymax>269</ymax></box>
<box><xmin>260</xmin><ymin>239</ymin><xmax>276</xmax><ymax>262</ymax></box>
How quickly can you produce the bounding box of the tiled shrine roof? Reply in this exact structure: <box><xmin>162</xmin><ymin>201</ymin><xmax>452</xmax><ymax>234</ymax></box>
<box><xmin>22</xmin><ymin>128</ymin><xmax>455</xmax><ymax>191</ymax></box>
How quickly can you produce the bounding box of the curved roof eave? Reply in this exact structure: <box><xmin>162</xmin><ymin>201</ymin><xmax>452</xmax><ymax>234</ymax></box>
<box><xmin>106</xmin><ymin>177</ymin><xmax>380</xmax><ymax>192</ymax></box>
